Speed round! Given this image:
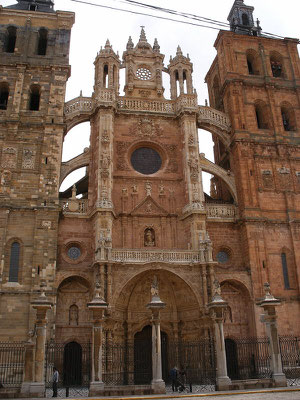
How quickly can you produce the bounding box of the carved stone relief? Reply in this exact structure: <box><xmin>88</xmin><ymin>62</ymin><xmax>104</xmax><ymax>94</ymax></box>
<box><xmin>2</xmin><ymin>147</ymin><xmax>17</xmax><ymax>169</ymax></box>
<box><xmin>116</xmin><ymin>141</ymin><xmax>130</xmax><ymax>171</ymax></box>
<box><xmin>261</xmin><ymin>169</ymin><xmax>274</xmax><ymax>189</ymax></box>
<box><xmin>22</xmin><ymin>148</ymin><xmax>36</xmax><ymax>169</ymax></box>
<box><xmin>277</xmin><ymin>166</ymin><xmax>292</xmax><ymax>190</ymax></box>
<box><xmin>129</xmin><ymin>117</ymin><xmax>162</xmax><ymax>138</ymax></box>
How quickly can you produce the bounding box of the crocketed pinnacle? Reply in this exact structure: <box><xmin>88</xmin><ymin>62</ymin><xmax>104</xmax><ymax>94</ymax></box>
<box><xmin>126</xmin><ymin>36</ymin><xmax>134</xmax><ymax>50</ymax></box>
<box><xmin>176</xmin><ymin>45</ymin><xmax>183</xmax><ymax>56</ymax></box>
<box><xmin>153</xmin><ymin>38</ymin><xmax>160</xmax><ymax>52</ymax></box>
<box><xmin>139</xmin><ymin>26</ymin><xmax>147</xmax><ymax>42</ymax></box>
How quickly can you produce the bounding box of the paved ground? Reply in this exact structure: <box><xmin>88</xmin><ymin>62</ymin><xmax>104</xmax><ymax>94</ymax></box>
<box><xmin>9</xmin><ymin>387</ymin><xmax>300</xmax><ymax>400</ymax></box>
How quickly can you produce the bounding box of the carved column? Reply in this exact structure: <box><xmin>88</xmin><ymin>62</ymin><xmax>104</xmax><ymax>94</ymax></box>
<box><xmin>29</xmin><ymin>283</ymin><xmax>53</xmax><ymax>397</ymax></box>
<box><xmin>257</xmin><ymin>283</ymin><xmax>287</xmax><ymax>387</ymax></box>
<box><xmin>147</xmin><ymin>276</ymin><xmax>166</xmax><ymax>394</ymax></box>
<box><xmin>88</xmin><ymin>283</ymin><xmax>108</xmax><ymax>396</ymax></box>
<box><xmin>207</xmin><ymin>280</ymin><xmax>231</xmax><ymax>391</ymax></box>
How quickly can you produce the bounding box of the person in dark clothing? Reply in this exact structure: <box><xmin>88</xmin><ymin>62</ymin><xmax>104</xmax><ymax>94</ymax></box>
<box><xmin>170</xmin><ymin>366</ymin><xmax>178</xmax><ymax>392</ymax></box>
<box><xmin>52</xmin><ymin>367</ymin><xmax>59</xmax><ymax>397</ymax></box>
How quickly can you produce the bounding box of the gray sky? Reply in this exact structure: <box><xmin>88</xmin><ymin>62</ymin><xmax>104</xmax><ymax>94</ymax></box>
<box><xmin>2</xmin><ymin>0</ymin><xmax>300</xmax><ymax>192</ymax></box>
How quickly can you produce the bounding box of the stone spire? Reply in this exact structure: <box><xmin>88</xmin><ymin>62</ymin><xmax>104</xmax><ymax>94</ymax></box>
<box><xmin>176</xmin><ymin>45</ymin><xmax>183</xmax><ymax>56</ymax></box>
<box><xmin>139</xmin><ymin>26</ymin><xmax>147</xmax><ymax>42</ymax></box>
<box><xmin>126</xmin><ymin>36</ymin><xmax>134</xmax><ymax>50</ymax></box>
<box><xmin>153</xmin><ymin>38</ymin><xmax>160</xmax><ymax>52</ymax></box>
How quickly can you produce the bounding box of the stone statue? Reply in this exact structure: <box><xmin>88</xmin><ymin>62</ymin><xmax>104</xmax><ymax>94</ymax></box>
<box><xmin>144</xmin><ymin>228</ymin><xmax>155</xmax><ymax>247</ymax></box>
<box><xmin>159</xmin><ymin>184</ymin><xmax>165</xmax><ymax>195</ymax></box>
<box><xmin>213</xmin><ymin>279</ymin><xmax>222</xmax><ymax>296</ymax></box>
<box><xmin>145</xmin><ymin>181</ymin><xmax>152</xmax><ymax>196</ymax></box>
<box><xmin>151</xmin><ymin>275</ymin><xmax>159</xmax><ymax>297</ymax></box>
<box><xmin>132</xmin><ymin>184</ymin><xmax>138</xmax><ymax>193</ymax></box>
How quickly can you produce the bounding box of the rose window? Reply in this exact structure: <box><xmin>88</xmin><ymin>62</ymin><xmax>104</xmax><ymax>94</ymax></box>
<box><xmin>67</xmin><ymin>246</ymin><xmax>81</xmax><ymax>260</ymax></box>
<box><xmin>136</xmin><ymin>67</ymin><xmax>152</xmax><ymax>80</ymax></box>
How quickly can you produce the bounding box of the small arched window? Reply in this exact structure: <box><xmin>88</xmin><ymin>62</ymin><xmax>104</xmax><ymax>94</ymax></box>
<box><xmin>242</xmin><ymin>13</ymin><xmax>249</xmax><ymax>26</ymax></box>
<box><xmin>175</xmin><ymin>70</ymin><xmax>179</xmax><ymax>97</ymax></box>
<box><xmin>103</xmin><ymin>64</ymin><xmax>108</xmax><ymax>88</ymax></box>
<box><xmin>255</xmin><ymin>101</ymin><xmax>270</xmax><ymax>129</ymax></box>
<box><xmin>0</xmin><ymin>83</ymin><xmax>9</xmax><ymax>110</ymax></box>
<box><xmin>270</xmin><ymin>52</ymin><xmax>284</xmax><ymax>78</ymax></box>
<box><xmin>9</xmin><ymin>242</ymin><xmax>20</xmax><ymax>282</ymax></box>
<box><xmin>246</xmin><ymin>50</ymin><xmax>261</xmax><ymax>76</ymax></box>
<box><xmin>281</xmin><ymin>104</ymin><xmax>296</xmax><ymax>132</ymax></box>
<box><xmin>281</xmin><ymin>253</ymin><xmax>290</xmax><ymax>289</ymax></box>
<box><xmin>29</xmin><ymin>85</ymin><xmax>40</xmax><ymax>111</ymax></box>
<box><xmin>37</xmin><ymin>28</ymin><xmax>48</xmax><ymax>56</ymax></box>
<box><xmin>5</xmin><ymin>26</ymin><xmax>17</xmax><ymax>53</ymax></box>
<box><xmin>183</xmin><ymin>70</ymin><xmax>187</xmax><ymax>93</ymax></box>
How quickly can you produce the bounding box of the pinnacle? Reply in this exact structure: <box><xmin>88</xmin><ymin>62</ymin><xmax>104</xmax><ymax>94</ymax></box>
<box><xmin>176</xmin><ymin>45</ymin><xmax>183</xmax><ymax>56</ymax></box>
<box><xmin>139</xmin><ymin>26</ymin><xmax>147</xmax><ymax>42</ymax></box>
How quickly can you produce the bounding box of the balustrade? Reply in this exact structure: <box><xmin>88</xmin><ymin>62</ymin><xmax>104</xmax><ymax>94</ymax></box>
<box><xmin>198</xmin><ymin>106</ymin><xmax>231</xmax><ymax>132</ymax></box>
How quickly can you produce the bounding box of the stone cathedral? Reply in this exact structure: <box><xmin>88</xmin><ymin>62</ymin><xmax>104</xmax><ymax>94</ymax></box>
<box><xmin>0</xmin><ymin>0</ymin><xmax>300</xmax><ymax>397</ymax></box>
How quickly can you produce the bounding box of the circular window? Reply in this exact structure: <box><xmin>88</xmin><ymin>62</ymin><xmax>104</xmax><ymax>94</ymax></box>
<box><xmin>136</xmin><ymin>67</ymin><xmax>152</xmax><ymax>80</ymax></box>
<box><xmin>131</xmin><ymin>147</ymin><xmax>162</xmax><ymax>175</ymax></box>
<box><xmin>217</xmin><ymin>251</ymin><xmax>230</xmax><ymax>264</ymax></box>
<box><xmin>67</xmin><ymin>246</ymin><xmax>81</xmax><ymax>260</ymax></box>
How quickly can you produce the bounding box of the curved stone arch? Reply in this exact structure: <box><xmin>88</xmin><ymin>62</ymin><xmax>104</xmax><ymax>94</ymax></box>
<box><xmin>111</xmin><ymin>264</ymin><xmax>202</xmax><ymax>310</ymax></box>
<box><xmin>197</xmin><ymin>106</ymin><xmax>231</xmax><ymax>149</ymax></box>
<box><xmin>60</xmin><ymin>149</ymin><xmax>90</xmax><ymax>185</ymax></box>
<box><xmin>64</xmin><ymin>96</ymin><xmax>93</xmax><ymax>135</ymax></box>
<box><xmin>55</xmin><ymin>272</ymin><xmax>92</xmax><ymax>290</ymax></box>
<box><xmin>199</xmin><ymin>156</ymin><xmax>237</xmax><ymax>203</ymax></box>
<box><xmin>219</xmin><ymin>278</ymin><xmax>252</xmax><ymax>300</ymax></box>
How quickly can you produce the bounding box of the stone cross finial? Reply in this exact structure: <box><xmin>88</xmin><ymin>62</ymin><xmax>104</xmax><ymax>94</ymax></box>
<box><xmin>139</xmin><ymin>26</ymin><xmax>147</xmax><ymax>42</ymax></box>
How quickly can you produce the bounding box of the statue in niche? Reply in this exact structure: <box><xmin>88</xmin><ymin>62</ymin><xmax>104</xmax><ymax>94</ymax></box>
<box><xmin>151</xmin><ymin>275</ymin><xmax>159</xmax><ymax>297</ymax></box>
<box><xmin>145</xmin><ymin>181</ymin><xmax>152</xmax><ymax>196</ymax></box>
<box><xmin>144</xmin><ymin>228</ymin><xmax>155</xmax><ymax>247</ymax></box>
<box><xmin>132</xmin><ymin>184</ymin><xmax>138</xmax><ymax>194</ymax></box>
<box><xmin>159</xmin><ymin>184</ymin><xmax>165</xmax><ymax>195</ymax></box>
<box><xmin>69</xmin><ymin>304</ymin><xmax>79</xmax><ymax>326</ymax></box>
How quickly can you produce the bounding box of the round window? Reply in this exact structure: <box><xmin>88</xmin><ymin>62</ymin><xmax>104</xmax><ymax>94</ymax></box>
<box><xmin>131</xmin><ymin>147</ymin><xmax>162</xmax><ymax>175</ymax></box>
<box><xmin>217</xmin><ymin>250</ymin><xmax>229</xmax><ymax>264</ymax></box>
<box><xmin>136</xmin><ymin>67</ymin><xmax>152</xmax><ymax>80</ymax></box>
<box><xmin>67</xmin><ymin>246</ymin><xmax>81</xmax><ymax>260</ymax></box>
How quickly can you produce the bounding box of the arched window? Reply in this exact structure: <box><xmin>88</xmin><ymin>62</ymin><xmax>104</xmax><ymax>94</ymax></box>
<box><xmin>281</xmin><ymin>253</ymin><xmax>290</xmax><ymax>289</ymax></box>
<box><xmin>5</xmin><ymin>26</ymin><xmax>17</xmax><ymax>53</ymax></box>
<box><xmin>183</xmin><ymin>70</ymin><xmax>187</xmax><ymax>93</ymax></box>
<box><xmin>270</xmin><ymin>52</ymin><xmax>284</xmax><ymax>78</ymax></box>
<box><xmin>175</xmin><ymin>70</ymin><xmax>179</xmax><ymax>97</ymax></box>
<box><xmin>9</xmin><ymin>242</ymin><xmax>20</xmax><ymax>282</ymax></box>
<box><xmin>281</xmin><ymin>104</ymin><xmax>296</xmax><ymax>132</ymax></box>
<box><xmin>37</xmin><ymin>28</ymin><xmax>48</xmax><ymax>56</ymax></box>
<box><xmin>255</xmin><ymin>101</ymin><xmax>270</xmax><ymax>129</ymax></box>
<box><xmin>0</xmin><ymin>83</ymin><xmax>9</xmax><ymax>110</ymax></box>
<box><xmin>29</xmin><ymin>85</ymin><xmax>40</xmax><ymax>111</ymax></box>
<box><xmin>246</xmin><ymin>50</ymin><xmax>261</xmax><ymax>76</ymax></box>
<box><xmin>242</xmin><ymin>13</ymin><xmax>249</xmax><ymax>26</ymax></box>
<box><xmin>213</xmin><ymin>75</ymin><xmax>223</xmax><ymax>111</ymax></box>
<box><xmin>103</xmin><ymin>65</ymin><xmax>108</xmax><ymax>88</ymax></box>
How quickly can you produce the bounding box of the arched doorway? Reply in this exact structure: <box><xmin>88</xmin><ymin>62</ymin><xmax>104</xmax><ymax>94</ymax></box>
<box><xmin>64</xmin><ymin>341</ymin><xmax>82</xmax><ymax>385</ymax></box>
<box><xmin>134</xmin><ymin>325</ymin><xmax>169</xmax><ymax>384</ymax></box>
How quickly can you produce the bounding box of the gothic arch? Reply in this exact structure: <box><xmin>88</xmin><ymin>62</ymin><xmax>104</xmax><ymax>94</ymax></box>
<box><xmin>199</xmin><ymin>155</ymin><xmax>237</xmax><ymax>203</ymax></box>
<box><xmin>60</xmin><ymin>149</ymin><xmax>90</xmax><ymax>185</ymax></box>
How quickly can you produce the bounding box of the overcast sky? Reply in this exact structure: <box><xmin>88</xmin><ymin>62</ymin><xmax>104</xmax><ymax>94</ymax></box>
<box><xmin>2</xmin><ymin>0</ymin><xmax>300</xmax><ymax>192</ymax></box>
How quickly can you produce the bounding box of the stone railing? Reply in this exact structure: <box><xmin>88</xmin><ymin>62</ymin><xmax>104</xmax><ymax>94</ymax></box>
<box><xmin>198</xmin><ymin>106</ymin><xmax>231</xmax><ymax>132</ymax></box>
<box><xmin>205</xmin><ymin>203</ymin><xmax>238</xmax><ymax>220</ymax></box>
<box><xmin>176</xmin><ymin>94</ymin><xmax>198</xmax><ymax>112</ymax></box>
<box><xmin>60</xmin><ymin>199</ymin><xmax>88</xmax><ymax>214</ymax></box>
<box><xmin>117</xmin><ymin>97</ymin><xmax>175</xmax><ymax>114</ymax></box>
<box><xmin>64</xmin><ymin>96</ymin><xmax>93</xmax><ymax>117</ymax></box>
<box><xmin>109</xmin><ymin>249</ymin><xmax>205</xmax><ymax>264</ymax></box>
<box><xmin>95</xmin><ymin>88</ymin><xmax>116</xmax><ymax>103</ymax></box>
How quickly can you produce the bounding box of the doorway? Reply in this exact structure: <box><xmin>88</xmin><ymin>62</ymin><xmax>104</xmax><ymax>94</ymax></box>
<box><xmin>64</xmin><ymin>341</ymin><xmax>82</xmax><ymax>386</ymax></box>
<box><xmin>225</xmin><ymin>338</ymin><xmax>239</xmax><ymax>380</ymax></box>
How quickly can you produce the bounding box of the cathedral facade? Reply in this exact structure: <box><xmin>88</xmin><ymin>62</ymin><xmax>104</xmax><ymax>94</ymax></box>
<box><xmin>0</xmin><ymin>0</ymin><xmax>299</xmax><ymax>396</ymax></box>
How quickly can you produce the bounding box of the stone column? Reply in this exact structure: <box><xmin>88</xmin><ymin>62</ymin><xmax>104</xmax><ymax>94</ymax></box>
<box><xmin>29</xmin><ymin>282</ymin><xmax>53</xmax><ymax>397</ymax></box>
<box><xmin>20</xmin><ymin>334</ymin><xmax>35</xmax><ymax>396</ymax></box>
<box><xmin>88</xmin><ymin>282</ymin><xmax>108</xmax><ymax>396</ymax></box>
<box><xmin>257</xmin><ymin>283</ymin><xmax>287</xmax><ymax>387</ymax></box>
<box><xmin>147</xmin><ymin>276</ymin><xmax>166</xmax><ymax>394</ymax></box>
<box><xmin>207</xmin><ymin>280</ymin><xmax>231</xmax><ymax>391</ymax></box>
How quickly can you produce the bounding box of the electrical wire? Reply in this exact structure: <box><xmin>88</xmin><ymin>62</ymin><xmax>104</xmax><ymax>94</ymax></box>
<box><xmin>68</xmin><ymin>0</ymin><xmax>287</xmax><ymax>39</ymax></box>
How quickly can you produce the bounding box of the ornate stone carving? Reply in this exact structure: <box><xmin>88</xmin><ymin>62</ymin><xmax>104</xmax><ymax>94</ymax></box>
<box><xmin>116</xmin><ymin>141</ymin><xmax>130</xmax><ymax>171</ymax></box>
<box><xmin>261</xmin><ymin>169</ymin><xmax>274</xmax><ymax>189</ymax></box>
<box><xmin>2</xmin><ymin>147</ymin><xmax>17</xmax><ymax>169</ymax></box>
<box><xmin>144</xmin><ymin>228</ymin><xmax>155</xmax><ymax>247</ymax></box>
<box><xmin>101</xmin><ymin>130</ymin><xmax>110</xmax><ymax>143</ymax></box>
<box><xmin>129</xmin><ymin>117</ymin><xmax>162</xmax><ymax>138</ymax></box>
<box><xmin>0</xmin><ymin>169</ymin><xmax>12</xmax><ymax>186</ymax></box>
<box><xmin>145</xmin><ymin>181</ymin><xmax>152</xmax><ymax>196</ymax></box>
<box><xmin>22</xmin><ymin>148</ymin><xmax>36</xmax><ymax>169</ymax></box>
<box><xmin>40</xmin><ymin>220</ymin><xmax>52</xmax><ymax>229</ymax></box>
<box><xmin>188</xmin><ymin>156</ymin><xmax>199</xmax><ymax>180</ymax></box>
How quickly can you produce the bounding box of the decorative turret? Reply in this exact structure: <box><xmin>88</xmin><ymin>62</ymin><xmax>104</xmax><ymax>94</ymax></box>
<box><xmin>94</xmin><ymin>39</ymin><xmax>120</xmax><ymax>97</ymax></box>
<box><xmin>228</xmin><ymin>0</ymin><xmax>262</xmax><ymax>36</ymax></box>
<box><xmin>168</xmin><ymin>46</ymin><xmax>194</xmax><ymax>99</ymax></box>
<box><xmin>122</xmin><ymin>27</ymin><xmax>165</xmax><ymax>98</ymax></box>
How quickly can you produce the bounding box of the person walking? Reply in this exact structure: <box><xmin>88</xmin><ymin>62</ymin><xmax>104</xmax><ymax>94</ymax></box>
<box><xmin>52</xmin><ymin>366</ymin><xmax>59</xmax><ymax>397</ymax></box>
<box><xmin>170</xmin><ymin>366</ymin><xmax>178</xmax><ymax>392</ymax></box>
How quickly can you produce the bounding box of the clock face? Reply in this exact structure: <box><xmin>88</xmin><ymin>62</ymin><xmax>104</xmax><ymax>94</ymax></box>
<box><xmin>136</xmin><ymin>67</ymin><xmax>152</xmax><ymax>80</ymax></box>
<box><xmin>131</xmin><ymin>147</ymin><xmax>162</xmax><ymax>175</ymax></box>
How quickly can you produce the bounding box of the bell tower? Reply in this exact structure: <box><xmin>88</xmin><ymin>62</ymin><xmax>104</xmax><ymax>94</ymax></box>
<box><xmin>122</xmin><ymin>27</ymin><xmax>164</xmax><ymax>98</ymax></box>
<box><xmin>168</xmin><ymin>46</ymin><xmax>194</xmax><ymax>99</ymax></box>
<box><xmin>206</xmin><ymin>0</ymin><xmax>300</xmax><ymax>322</ymax></box>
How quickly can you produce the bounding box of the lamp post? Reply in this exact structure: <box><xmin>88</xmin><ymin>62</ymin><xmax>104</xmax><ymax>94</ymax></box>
<box><xmin>207</xmin><ymin>279</ymin><xmax>231</xmax><ymax>391</ymax></box>
<box><xmin>87</xmin><ymin>282</ymin><xmax>108</xmax><ymax>396</ymax></box>
<box><xmin>147</xmin><ymin>276</ymin><xmax>166</xmax><ymax>394</ymax></box>
<box><xmin>257</xmin><ymin>282</ymin><xmax>287</xmax><ymax>387</ymax></box>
